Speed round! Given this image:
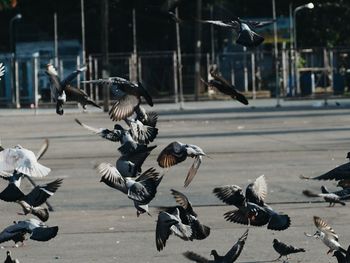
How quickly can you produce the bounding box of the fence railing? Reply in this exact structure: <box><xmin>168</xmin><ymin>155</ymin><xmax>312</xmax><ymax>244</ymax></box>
<box><xmin>0</xmin><ymin>48</ymin><xmax>349</xmax><ymax>108</ymax></box>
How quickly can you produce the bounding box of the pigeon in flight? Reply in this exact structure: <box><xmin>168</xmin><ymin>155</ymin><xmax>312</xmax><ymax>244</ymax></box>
<box><xmin>0</xmin><ymin>140</ymin><xmax>50</xmax><ymax>178</ymax></box>
<box><xmin>157</xmin><ymin>141</ymin><xmax>206</xmax><ymax>187</ymax></box>
<box><xmin>272</xmin><ymin>239</ymin><xmax>305</xmax><ymax>261</ymax></box>
<box><xmin>213</xmin><ymin>175</ymin><xmax>291</xmax><ymax>231</ymax></box>
<box><xmin>4</xmin><ymin>251</ymin><xmax>19</xmax><ymax>263</ymax></box>
<box><xmin>302</xmin><ymin>186</ymin><xmax>350</xmax><ymax>206</ymax></box>
<box><xmin>75</xmin><ymin>119</ymin><xmax>157</xmax><ymax>156</ymax></box>
<box><xmin>301</xmin><ymin>152</ymin><xmax>350</xmax><ymax>182</ymax></box>
<box><xmin>46</xmin><ymin>64</ymin><xmax>100</xmax><ymax>115</ymax></box>
<box><xmin>0</xmin><ymin>176</ymin><xmax>63</xmax><ymax>222</ymax></box>
<box><xmin>82</xmin><ymin>77</ymin><xmax>153</xmax><ymax>121</ymax></box>
<box><xmin>0</xmin><ymin>63</ymin><xmax>5</xmax><ymax>80</ymax></box>
<box><xmin>95</xmin><ymin>163</ymin><xmax>163</xmax><ymax>216</ymax></box>
<box><xmin>198</xmin><ymin>17</ymin><xmax>274</xmax><ymax>48</ymax></box>
<box><xmin>183</xmin><ymin>229</ymin><xmax>248</xmax><ymax>262</ymax></box>
<box><xmin>202</xmin><ymin>68</ymin><xmax>249</xmax><ymax>105</ymax></box>
<box><xmin>305</xmin><ymin>216</ymin><xmax>347</xmax><ymax>255</ymax></box>
<box><xmin>155</xmin><ymin>189</ymin><xmax>210</xmax><ymax>251</ymax></box>
<box><xmin>0</xmin><ymin>218</ymin><xmax>58</xmax><ymax>246</ymax></box>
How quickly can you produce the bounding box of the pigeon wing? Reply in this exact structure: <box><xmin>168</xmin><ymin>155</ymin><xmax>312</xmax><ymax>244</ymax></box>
<box><xmin>184</xmin><ymin>156</ymin><xmax>202</xmax><ymax>188</ymax></box>
<box><xmin>75</xmin><ymin>118</ymin><xmax>104</xmax><ymax>134</ymax></box>
<box><xmin>36</xmin><ymin>139</ymin><xmax>49</xmax><ymax>161</ymax></box>
<box><xmin>155</xmin><ymin>211</ymin><xmax>178</xmax><ymax>251</ymax></box>
<box><xmin>314</xmin><ymin>216</ymin><xmax>338</xmax><ymax>240</ymax></box>
<box><xmin>23</xmin><ymin>179</ymin><xmax>63</xmax><ymax>207</ymax></box>
<box><xmin>95</xmin><ymin>163</ymin><xmax>127</xmax><ymax>193</ymax></box>
<box><xmin>157</xmin><ymin>142</ymin><xmax>187</xmax><ymax>168</ymax></box>
<box><xmin>109</xmin><ymin>94</ymin><xmax>140</xmax><ymax>121</ymax></box>
<box><xmin>183</xmin><ymin>251</ymin><xmax>209</xmax><ymax>263</ymax></box>
<box><xmin>312</xmin><ymin>162</ymin><xmax>350</xmax><ymax>181</ymax></box>
<box><xmin>213</xmin><ymin>185</ymin><xmax>245</xmax><ymax>207</ymax></box>
<box><xmin>246</xmin><ymin>175</ymin><xmax>267</xmax><ymax>205</ymax></box>
<box><xmin>170</xmin><ymin>189</ymin><xmax>196</xmax><ymax>216</ymax></box>
<box><xmin>224</xmin><ymin>229</ymin><xmax>249</xmax><ymax>262</ymax></box>
<box><xmin>30</xmin><ymin>226</ymin><xmax>58</xmax><ymax>241</ymax></box>
<box><xmin>61</xmin><ymin>65</ymin><xmax>87</xmax><ymax>87</ymax></box>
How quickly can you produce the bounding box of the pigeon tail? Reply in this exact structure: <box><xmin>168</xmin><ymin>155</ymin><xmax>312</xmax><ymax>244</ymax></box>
<box><xmin>86</xmin><ymin>99</ymin><xmax>101</xmax><ymax>109</ymax></box>
<box><xmin>232</xmin><ymin>92</ymin><xmax>249</xmax><ymax>105</ymax></box>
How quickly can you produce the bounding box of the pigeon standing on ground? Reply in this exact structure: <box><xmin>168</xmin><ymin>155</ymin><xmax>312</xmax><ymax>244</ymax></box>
<box><xmin>95</xmin><ymin>163</ymin><xmax>163</xmax><ymax>216</ymax></box>
<box><xmin>0</xmin><ymin>140</ymin><xmax>51</xmax><ymax>178</ymax></box>
<box><xmin>201</xmin><ymin>68</ymin><xmax>249</xmax><ymax>105</ymax></box>
<box><xmin>4</xmin><ymin>251</ymin><xmax>19</xmax><ymax>263</ymax></box>
<box><xmin>183</xmin><ymin>229</ymin><xmax>248</xmax><ymax>262</ymax></box>
<box><xmin>155</xmin><ymin>189</ymin><xmax>210</xmax><ymax>251</ymax></box>
<box><xmin>0</xmin><ymin>218</ymin><xmax>58</xmax><ymax>246</ymax></box>
<box><xmin>305</xmin><ymin>216</ymin><xmax>347</xmax><ymax>255</ymax></box>
<box><xmin>157</xmin><ymin>141</ymin><xmax>206</xmax><ymax>187</ymax></box>
<box><xmin>198</xmin><ymin>17</ymin><xmax>274</xmax><ymax>48</ymax></box>
<box><xmin>82</xmin><ymin>77</ymin><xmax>153</xmax><ymax>121</ymax></box>
<box><xmin>213</xmin><ymin>175</ymin><xmax>291</xmax><ymax>231</ymax></box>
<box><xmin>302</xmin><ymin>186</ymin><xmax>350</xmax><ymax>206</ymax></box>
<box><xmin>0</xmin><ymin>63</ymin><xmax>5</xmax><ymax>80</ymax></box>
<box><xmin>272</xmin><ymin>239</ymin><xmax>305</xmax><ymax>261</ymax></box>
<box><xmin>46</xmin><ymin>64</ymin><xmax>100</xmax><ymax>115</ymax></box>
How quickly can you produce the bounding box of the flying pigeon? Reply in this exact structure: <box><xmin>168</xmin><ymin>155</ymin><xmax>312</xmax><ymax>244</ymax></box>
<box><xmin>272</xmin><ymin>239</ymin><xmax>305</xmax><ymax>261</ymax></box>
<box><xmin>333</xmin><ymin>245</ymin><xmax>350</xmax><ymax>263</ymax></box>
<box><xmin>0</xmin><ymin>140</ymin><xmax>50</xmax><ymax>178</ymax></box>
<box><xmin>116</xmin><ymin>145</ymin><xmax>157</xmax><ymax>178</ymax></box>
<box><xmin>95</xmin><ymin>163</ymin><xmax>163</xmax><ymax>216</ymax></box>
<box><xmin>155</xmin><ymin>189</ymin><xmax>210</xmax><ymax>251</ymax></box>
<box><xmin>305</xmin><ymin>216</ymin><xmax>347</xmax><ymax>255</ymax></box>
<box><xmin>4</xmin><ymin>251</ymin><xmax>19</xmax><ymax>263</ymax></box>
<box><xmin>75</xmin><ymin>119</ymin><xmax>157</xmax><ymax>155</ymax></box>
<box><xmin>183</xmin><ymin>229</ymin><xmax>248</xmax><ymax>262</ymax></box>
<box><xmin>157</xmin><ymin>141</ymin><xmax>206</xmax><ymax>187</ymax></box>
<box><xmin>0</xmin><ymin>218</ymin><xmax>58</xmax><ymax>246</ymax></box>
<box><xmin>133</xmin><ymin>106</ymin><xmax>158</xmax><ymax>128</ymax></box>
<box><xmin>213</xmin><ymin>175</ymin><xmax>291</xmax><ymax>231</ymax></box>
<box><xmin>201</xmin><ymin>69</ymin><xmax>248</xmax><ymax>105</ymax></box>
<box><xmin>302</xmin><ymin>186</ymin><xmax>350</xmax><ymax>206</ymax></box>
<box><xmin>198</xmin><ymin>17</ymin><xmax>274</xmax><ymax>48</ymax></box>
<box><xmin>301</xmin><ymin>153</ymin><xmax>350</xmax><ymax>182</ymax></box>
<box><xmin>46</xmin><ymin>64</ymin><xmax>100</xmax><ymax>115</ymax></box>
<box><xmin>82</xmin><ymin>77</ymin><xmax>153</xmax><ymax>121</ymax></box>
<box><xmin>0</xmin><ymin>63</ymin><xmax>5</xmax><ymax>80</ymax></box>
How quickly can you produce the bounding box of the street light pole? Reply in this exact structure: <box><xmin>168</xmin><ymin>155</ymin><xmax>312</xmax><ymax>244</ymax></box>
<box><xmin>9</xmin><ymin>13</ymin><xmax>22</xmax><ymax>108</ymax></box>
<box><xmin>291</xmin><ymin>2</ymin><xmax>314</xmax><ymax>95</ymax></box>
<box><xmin>272</xmin><ymin>0</ymin><xmax>280</xmax><ymax>107</ymax></box>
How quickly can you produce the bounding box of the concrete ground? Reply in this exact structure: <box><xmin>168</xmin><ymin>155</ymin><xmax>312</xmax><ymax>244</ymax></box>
<box><xmin>0</xmin><ymin>98</ymin><xmax>350</xmax><ymax>262</ymax></box>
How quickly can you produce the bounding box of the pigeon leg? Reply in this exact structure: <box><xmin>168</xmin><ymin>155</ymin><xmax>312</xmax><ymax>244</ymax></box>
<box><xmin>272</xmin><ymin>255</ymin><xmax>282</xmax><ymax>261</ymax></box>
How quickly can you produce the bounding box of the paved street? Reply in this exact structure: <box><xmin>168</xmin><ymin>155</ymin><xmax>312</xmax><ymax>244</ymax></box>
<box><xmin>0</xmin><ymin>99</ymin><xmax>350</xmax><ymax>262</ymax></box>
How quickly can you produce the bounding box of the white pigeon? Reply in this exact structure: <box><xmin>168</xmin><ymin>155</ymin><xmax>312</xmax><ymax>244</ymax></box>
<box><xmin>0</xmin><ymin>145</ymin><xmax>51</xmax><ymax>178</ymax></box>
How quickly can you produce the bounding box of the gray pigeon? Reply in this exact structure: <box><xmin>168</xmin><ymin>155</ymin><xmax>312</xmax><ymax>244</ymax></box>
<box><xmin>333</xmin><ymin>245</ymin><xmax>350</xmax><ymax>263</ymax></box>
<box><xmin>46</xmin><ymin>64</ymin><xmax>100</xmax><ymax>115</ymax></box>
<box><xmin>213</xmin><ymin>175</ymin><xmax>290</xmax><ymax>231</ymax></box>
<box><xmin>82</xmin><ymin>77</ymin><xmax>153</xmax><ymax>121</ymax></box>
<box><xmin>95</xmin><ymin>163</ymin><xmax>163</xmax><ymax>216</ymax></box>
<box><xmin>272</xmin><ymin>239</ymin><xmax>305</xmax><ymax>261</ymax></box>
<box><xmin>0</xmin><ymin>218</ymin><xmax>58</xmax><ymax>246</ymax></box>
<box><xmin>198</xmin><ymin>17</ymin><xmax>273</xmax><ymax>48</ymax></box>
<box><xmin>303</xmin><ymin>186</ymin><xmax>350</xmax><ymax>206</ymax></box>
<box><xmin>155</xmin><ymin>189</ymin><xmax>210</xmax><ymax>251</ymax></box>
<box><xmin>183</xmin><ymin>229</ymin><xmax>248</xmax><ymax>262</ymax></box>
<box><xmin>157</xmin><ymin>141</ymin><xmax>206</xmax><ymax>187</ymax></box>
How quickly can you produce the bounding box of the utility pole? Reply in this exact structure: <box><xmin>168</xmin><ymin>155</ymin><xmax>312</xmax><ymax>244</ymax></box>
<box><xmin>130</xmin><ymin>8</ymin><xmax>138</xmax><ymax>83</ymax></box>
<box><xmin>272</xmin><ymin>0</ymin><xmax>280</xmax><ymax>107</ymax></box>
<box><xmin>101</xmin><ymin>0</ymin><xmax>109</xmax><ymax>112</ymax></box>
<box><xmin>54</xmin><ymin>12</ymin><xmax>58</xmax><ymax>68</ymax></box>
<box><xmin>175</xmin><ymin>8</ymin><xmax>184</xmax><ymax>109</ymax></box>
<box><xmin>81</xmin><ymin>0</ymin><xmax>86</xmax><ymax>91</ymax></box>
<box><xmin>194</xmin><ymin>0</ymin><xmax>202</xmax><ymax>101</ymax></box>
<box><xmin>210</xmin><ymin>5</ymin><xmax>215</xmax><ymax>64</ymax></box>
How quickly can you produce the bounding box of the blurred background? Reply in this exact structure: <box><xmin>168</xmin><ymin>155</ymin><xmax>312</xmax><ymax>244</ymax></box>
<box><xmin>0</xmin><ymin>0</ymin><xmax>350</xmax><ymax>108</ymax></box>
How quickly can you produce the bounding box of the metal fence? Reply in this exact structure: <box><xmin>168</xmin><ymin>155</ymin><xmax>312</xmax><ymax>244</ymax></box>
<box><xmin>1</xmin><ymin>48</ymin><xmax>350</xmax><ymax>108</ymax></box>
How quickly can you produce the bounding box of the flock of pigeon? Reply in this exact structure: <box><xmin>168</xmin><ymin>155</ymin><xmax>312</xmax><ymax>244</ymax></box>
<box><xmin>1</xmin><ymin>1</ymin><xmax>350</xmax><ymax>262</ymax></box>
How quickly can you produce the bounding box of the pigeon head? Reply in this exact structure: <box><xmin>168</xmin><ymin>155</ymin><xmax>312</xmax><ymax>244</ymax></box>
<box><xmin>210</xmin><ymin>250</ymin><xmax>219</xmax><ymax>259</ymax></box>
<box><xmin>6</xmin><ymin>251</ymin><xmax>11</xmax><ymax>256</ymax></box>
<box><xmin>114</xmin><ymin>124</ymin><xmax>124</xmax><ymax>131</ymax></box>
<box><xmin>273</xmin><ymin>238</ymin><xmax>278</xmax><ymax>244</ymax></box>
<box><xmin>347</xmin><ymin>152</ymin><xmax>350</xmax><ymax>160</ymax></box>
<box><xmin>46</xmin><ymin>64</ymin><xmax>58</xmax><ymax>76</ymax></box>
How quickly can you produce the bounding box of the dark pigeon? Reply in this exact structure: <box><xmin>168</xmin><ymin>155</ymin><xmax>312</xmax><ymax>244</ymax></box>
<box><xmin>272</xmin><ymin>239</ymin><xmax>305</xmax><ymax>261</ymax></box>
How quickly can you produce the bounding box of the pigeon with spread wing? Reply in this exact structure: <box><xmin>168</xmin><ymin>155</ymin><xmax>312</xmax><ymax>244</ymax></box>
<box><xmin>213</xmin><ymin>175</ymin><xmax>290</xmax><ymax>231</ymax></box>
<box><xmin>183</xmin><ymin>229</ymin><xmax>248</xmax><ymax>262</ymax></box>
<box><xmin>157</xmin><ymin>141</ymin><xmax>206</xmax><ymax>187</ymax></box>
